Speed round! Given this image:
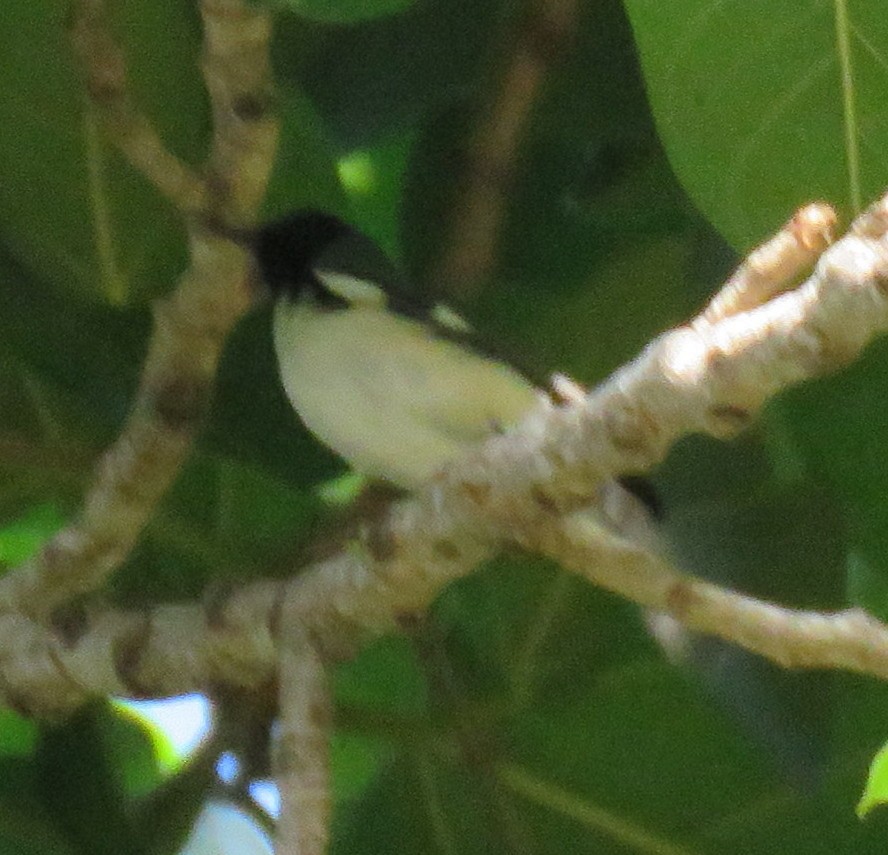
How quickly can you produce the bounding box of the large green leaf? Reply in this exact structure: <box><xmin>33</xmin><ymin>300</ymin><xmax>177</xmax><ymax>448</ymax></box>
<box><xmin>0</xmin><ymin>758</ymin><xmax>75</xmax><ymax>855</ymax></box>
<box><xmin>259</xmin><ymin>89</ymin><xmax>346</xmax><ymax>220</ymax></box>
<box><xmin>36</xmin><ymin>703</ymin><xmax>160</xmax><ymax>855</ymax></box>
<box><xmin>623</xmin><ymin>0</ymin><xmax>888</xmax><ymax>250</ymax></box>
<box><xmin>778</xmin><ymin>341</ymin><xmax>888</xmax><ymax>621</ymax></box>
<box><xmin>330</xmin><ymin>648</ymin><xmax>888</xmax><ymax>854</ymax></box>
<box><xmin>0</xmin><ymin>251</ymin><xmax>147</xmax><ymax>520</ymax></box>
<box><xmin>0</xmin><ymin>0</ymin><xmax>206</xmax><ymax>305</ymax></box>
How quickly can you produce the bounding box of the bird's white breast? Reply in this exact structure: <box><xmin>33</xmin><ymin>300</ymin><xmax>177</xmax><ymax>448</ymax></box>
<box><xmin>273</xmin><ymin>299</ymin><xmax>540</xmax><ymax>488</ymax></box>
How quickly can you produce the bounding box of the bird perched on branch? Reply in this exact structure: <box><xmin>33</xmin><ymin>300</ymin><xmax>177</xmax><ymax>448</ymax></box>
<box><xmin>251</xmin><ymin>211</ymin><xmax>545</xmax><ymax>489</ymax></box>
<box><xmin>222</xmin><ymin>209</ymin><xmax>658</xmax><ymax>523</ymax></box>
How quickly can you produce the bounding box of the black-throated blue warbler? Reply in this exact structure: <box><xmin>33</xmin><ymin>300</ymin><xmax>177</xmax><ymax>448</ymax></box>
<box><xmin>250</xmin><ymin>211</ymin><xmax>546</xmax><ymax>489</ymax></box>
<box><xmin>231</xmin><ymin>210</ymin><xmax>658</xmax><ymax>515</ymax></box>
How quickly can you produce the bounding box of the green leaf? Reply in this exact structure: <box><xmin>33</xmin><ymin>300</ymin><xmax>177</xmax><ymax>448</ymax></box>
<box><xmin>430</xmin><ymin>555</ymin><xmax>652</xmax><ymax>710</ymax></box>
<box><xmin>287</xmin><ymin>0</ymin><xmax>503</xmax><ymax>145</ymax></box>
<box><xmin>623</xmin><ymin>0</ymin><xmax>888</xmax><ymax>249</ymax></box>
<box><xmin>110</xmin><ymin>452</ymin><xmax>324</xmax><ymax>603</ymax></box>
<box><xmin>0</xmin><ymin>254</ymin><xmax>148</xmax><ymax>434</ymax></box>
<box><xmin>335</xmin><ymin>636</ymin><xmax>429</xmax><ymax>717</ymax></box>
<box><xmin>331</xmin><ymin>752</ymin><xmax>516</xmax><ymax>855</ymax></box>
<box><xmin>0</xmin><ymin>0</ymin><xmax>205</xmax><ymax>305</ymax></box>
<box><xmin>0</xmin><ymin>253</ymin><xmax>147</xmax><ymax>517</ymax></box>
<box><xmin>858</xmin><ymin>740</ymin><xmax>888</xmax><ymax>818</ymax></box>
<box><xmin>778</xmin><ymin>341</ymin><xmax>888</xmax><ymax>619</ymax></box>
<box><xmin>129</xmin><ymin>745</ymin><xmax>216</xmax><ymax>855</ymax></box>
<box><xmin>0</xmin><ymin>709</ymin><xmax>38</xmax><ymax>759</ymax></box>
<box><xmin>508</xmin><ymin>661</ymin><xmax>852</xmax><ymax>855</ymax></box>
<box><xmin>36</xmin><ymin>702</ymin><xmax>157</xmax><ymax>855</ymax></box>
<box><xmin>260</xmin><ymin>89</ymin><xmax>346</xmax><ymax>219</ymax></box>
<box><xmin>330</xmin><ymin>731</ymin><xmax>388</xmax><ymax>807</ymax></box>
<box><xmin>0</xmin><ymin>759</ymin><xmax>76</xmax><ymax>855</ymax></box>
<box><xmin>0</xmin><ymin>504</ymin><xmax>64</xmax><ymax>565</ymax></box>
<box><xmin>338</xmin><ymin>130</ymin><xmax>418</xmax><ymax>260</ymax></box>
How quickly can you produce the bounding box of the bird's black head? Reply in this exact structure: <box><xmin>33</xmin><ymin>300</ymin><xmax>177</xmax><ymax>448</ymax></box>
<box><xmin>252</xmin><ymin>210</ymin><xmax>352</xmax><ymax>299</ymax></box>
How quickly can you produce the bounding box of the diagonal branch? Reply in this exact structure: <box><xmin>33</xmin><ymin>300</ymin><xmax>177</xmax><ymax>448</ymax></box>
<box><xmin>700</xmin><ymin>202</ymin><xmax>836</xmax><ymax>324</ymax></box>
<box><xmin>69</xmin><ymin>0</ymin><xmax>207</xmax><ymax>213</ymax></box>
<box><xmin>0</xmin><ymin>0</ymin><xmax>279</xmax><ymax>624</ymax></box>
<box><xmin>5</xmin><ymin>192</ymin><xmax>888</xmax><ymax>719</ymax></box>
<box><xmin>199</xmin><ymin>0</ymin><xmax>280</xmax><ymax>219</ymax></box>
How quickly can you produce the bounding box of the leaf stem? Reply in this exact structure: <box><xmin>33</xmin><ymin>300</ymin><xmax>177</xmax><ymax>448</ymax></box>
<box><xmin>833</xmin><ymin>0</ymin><xmax>862</xmax><ymax>213</ymax></box>
<box><xmin>498</xmin><ymin>763</ymin><xmax>700</xmax><ymax>855</ymax></box>
<box><xmin>82</xmin><ymin>98</ymin><xmax>126</xmax><ymax>305</ymax></box>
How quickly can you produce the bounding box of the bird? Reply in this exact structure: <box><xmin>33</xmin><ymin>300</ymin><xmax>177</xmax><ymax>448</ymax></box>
<box><xmin>246</xmin><ymin>210</ymin><xmax>550</xmax><ymax>490</ymax></box>
<box><xmin>231</xmin><ymin>209</ymin><xmax>659</xmax><ymax>522</ymax></box>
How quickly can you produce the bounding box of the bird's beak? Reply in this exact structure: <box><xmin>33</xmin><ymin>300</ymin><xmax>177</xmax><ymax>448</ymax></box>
<box><xmin>197</xmin><ymin>215</ymin><xmax>256</xmax><ymax>249</ymax></box>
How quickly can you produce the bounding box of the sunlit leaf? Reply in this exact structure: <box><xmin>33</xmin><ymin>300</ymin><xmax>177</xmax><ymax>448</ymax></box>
<box><xmin>0</xmin><ymin>504</ymin><xmax>64</xmax><ymax>564</ymax></box>
<box><xmin>623</xmin><ymin>0</ymin><xmax>888</xmax><ymax>249</ymax></box>
<box><xmin>858</xmin><ymin>739</ymin><xmax>888</xmax><ymax>818</ymax></box>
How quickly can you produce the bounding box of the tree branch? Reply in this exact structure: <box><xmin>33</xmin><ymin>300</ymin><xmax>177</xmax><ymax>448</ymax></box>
<box><xmin>428</xmin><ymin>0</ymin><xmax>578</xmax><ymax>297</ymax></box>
<box><xmin>199</xmin><ymin>0</ymin><xmax>279</xmax><ymax>219</ymax></box>
<box><xmin>69</xmin><ymin>0</ymin><xmax>207</xmax><ymax>214</ymax></box>
<box><xmin>0</xmin><ymin>0</ymin><xmax>279</xmax><ymax>623</ymax></box>
<box><xmin>700</xmin><ymin>202</ymin><xmax>836</xmax><ymax>324</ymax></box>
<box><xmin>5</xmin><ymin>191</ymin><xmax>888</xmax><ymax>720</ymax></box>
<box><xmin>274</xmin><ymin>615</ymin><xmax>331</xmax><ymax>855</ymax></box>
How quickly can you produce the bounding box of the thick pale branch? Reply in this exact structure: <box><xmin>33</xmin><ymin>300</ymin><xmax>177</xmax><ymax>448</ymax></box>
<box><xmin>0</xmin><ymin>238</ymin><xmax>254</xmax><ymax>626</ymax></box>
<box><xmin>424</xmin><ymin>190</ymin><xmax>888</xmax><ymax>537</ymax></box>
<box><xmin>5</xmin><ymin>192</ymin><xmax>888</xmax><ymax>723</ymax></box>
<box><xmin>4</xmin><ymin>488</ymin><xmax>888</xmax><ymax>718</ymax></box>
<box><xmin>0</xmin><ymin>1</ymin><xmax>278</xmax><ymax>623</ymax></box>
<box><xmin>199</xmin><ymin>0</ymin><xmax>279</xmax><ymax>219</ymax></box>
<box><xmin>540</xmin><ymin>509</ymin><xmax>888</xmax><ymax>679</ymax></box>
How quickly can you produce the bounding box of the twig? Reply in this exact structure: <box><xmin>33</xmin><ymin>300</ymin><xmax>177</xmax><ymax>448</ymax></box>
<box><xmin>699</xmin><ymin>202</ymin><xmax>836</xmax><ymax>325</ymax></box>
<box><xmin>532</xmin><ymin>502</ymin><xmax>888</xmax><ymax>680</ymax></box>
<box><xmin>69</xmin><ymin>0</ymin><xmax>207</xmax><ymax>213</ymax></box>
<box><xmin>428</xmin><ymin>0</ymin><xmax>578</xmax><ymax>297</ymax></box>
